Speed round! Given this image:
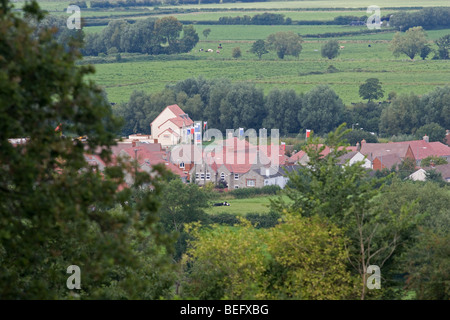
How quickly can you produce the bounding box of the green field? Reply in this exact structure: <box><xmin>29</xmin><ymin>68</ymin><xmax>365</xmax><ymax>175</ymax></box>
<box><xmin>163</xmin><ymin>0</ymin><xmax>450</xmax><ymax>10</ymax></box>
<box><xmin>89</xmin><ymin>36</ymin><xmax>450</xmax><ymax>105</ymax></box>
<box><xmin>206</xmin><ymin>195</ymin><xmax>281</xmax><ymax>215</ymax></box>
<box><xmin>34</xmin><ymin>0</ymin><xmax>450</xmax><ymax>107</ymax></box>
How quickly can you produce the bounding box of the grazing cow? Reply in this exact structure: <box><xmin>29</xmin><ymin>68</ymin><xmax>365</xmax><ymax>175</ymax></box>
<box><xmin>368</xmin><ymin>44</ymin><xmax>372</xmax><ymax>47</ymax></box>
<box><xmin>213</xmin><ymin>202</ymin><xmax>231</xmax><ymax>206</ymax></box>
<box><xmin>207</xmin><ymin>49</ymin><xmax>213</xmax><ymax>52</ymax></box>
<box><xmin>199</xmin><ymin>48</ymin><xmax>204</xmax><ymax>52</ymax></box>
<box><xmin>216</xmin><ymin>50</ymin><xmax>220</xmax><ymax>54</ymax></box>
<box><xmin>340</xmin><ymin>46</ymin><xmax>345</xmax><ymax>49</ymax></box>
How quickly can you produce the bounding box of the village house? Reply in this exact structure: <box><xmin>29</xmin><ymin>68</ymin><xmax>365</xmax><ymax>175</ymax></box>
<box><xmin>150</xmin><ymin>104</ymin><xmax>194</xmax><ymax>147</ymax></box>
<box><xmin>408</xmin><ymin>164</ymin><xmax>450</xmax><ymax>182</ymax></box>
<box><xmin>187</xmin><ymin>137</ymin><xmax>289</xmax><ymax>189</ymax></box>
<box><xmin>360</xmin><ymin>135</ymin><xmax>450</xmax><ymax>169</ymax></box>
<box><xmin>359</xmin><ymin>140</ymin><xmax>415</xmax><ymax>170</ymax></box>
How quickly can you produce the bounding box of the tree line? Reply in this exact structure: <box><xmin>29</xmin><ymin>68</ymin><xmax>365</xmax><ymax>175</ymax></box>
<box><xmin>114</xmin><ymin>76</ymin><xmax>450</xmax><ymax>143</ymax></box>
<box><xmin>390</xmin><ymin>7</ymin><xmax>450</xmax><ymax>31</ymax></box>
<box><xmin>82</xmin><ymin>17</ymin><xmax>199</xmax><ymax>56</ymax></box>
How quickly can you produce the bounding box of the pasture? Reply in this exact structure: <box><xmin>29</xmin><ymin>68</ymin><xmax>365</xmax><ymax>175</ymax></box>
<box><xmin>89</xmin><ymin>38</ymin><xmax>450</xmax><ymax>105</ymax></box>
<box><xmin>206</xmin><ymin>195</ymin><xmax>280</xmax><ymax>215</ymax></box>
<box><xmin>30</xmin><ymin>1</ymin><xmax>450</xmax><ymax>106</ymax></box>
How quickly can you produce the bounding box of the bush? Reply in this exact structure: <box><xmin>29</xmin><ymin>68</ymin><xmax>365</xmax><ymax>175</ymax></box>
<box><xmin>232</xmin><ymin>47</ymin><xmax>242</xmax><ymax>59</ymax></box>
<box><xmin>229</xmin><ymin>185</ymin><xmax>281</xmax><ymax>199</ymax></box>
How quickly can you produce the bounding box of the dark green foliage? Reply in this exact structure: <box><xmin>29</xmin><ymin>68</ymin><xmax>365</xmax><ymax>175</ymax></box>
<box><xmin>359</xmin><ymin>78</ymin><xmax>384</xmax><ymax>102</ymax></box>
<box><xmin>82</xmin><ymin>17</ymin><xmax>199</xmax><ymax>56</ymax></box>
<box><xmin>421</xmin><ymin>156</ymin><xmax>448</xmax><ymax>167</ymax></box>
<box><xmin>321</xmin><ymin>39</ymin><xmax>340</xmax><ymax>59</ymax></box>
<box><xmin>435</xmin><ymin>34</ymin><xmax>450</xmax><ymax>60</ymax></box>
<box><xmin>415</xmin><ymin>123</ymin><xmax>446</xmax><ymax>142</ymax></box>
<box><xmin>262</xmin><ymin>88</ymin><xmax>302</xmax><ymax>135</ymax></box>
<box><xmin>0</xmin><ymin>1</ymin><xmax>176</xmax><ymax>299</ymax></box>
<box><xmin>298</xmin><ymin>85</ymin><xmax>345</xmax><ymax>135</ymax></box>
<box><xmin>343</xmin><ymin>129</ymin><xmax>378</xmax><ymax>146</ymax></box>
<box><xmin>420</xmin><ymin>45</ymin><xmax>433</xmax><ymax>60</ymax></box>
<box><xmin>266</xmin><ymin>31</ymin><xmax>303</xmax><ymax>59</ymax></box>
<box><xmin>390</xmin><ymin>7</ymin><xmax>450</xmax><ymax>31</ymax></box>
<box><xmin>209</xmin><ymin>211</ymin><xmax>281</xmax><ymax>229</ymax></box>
<box><xmin>250</xmin><ymin>39</ymin><xmax>269</xmax><ymax>59</ymax></box>
<box><xmin>228</xmin><ymin>185</ymin><xmax>281</xmax><ymax>199</ymax></box>
<box><xmin>232</xmin><ymin>47</ymin><xmax>242</xmax><ymax>59</ymax></box>
<box><xmin>379</xmin><ymin>86</ymin><xmax>450</xmax><ymax>137</ymax></box>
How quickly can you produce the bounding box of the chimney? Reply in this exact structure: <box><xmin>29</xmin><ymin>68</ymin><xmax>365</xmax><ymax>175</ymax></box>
<box><xmin>356</xmin><ymin>142</ymin><xmax>360</xmax><ymax>151</ymax></box>
<box><xmin>361</xmin><ymin>139</ymin><xmax>366</xmax><ymax>146</ymax></box>
<box><xmin>423</xmin><ymin>134</ymin><xmax>429</xmax><ymax>143</ymax></box>
<box><xmin>132</xmin><ymin>139</ymin><xmax>139</xmax><ymax>147</ymax></box>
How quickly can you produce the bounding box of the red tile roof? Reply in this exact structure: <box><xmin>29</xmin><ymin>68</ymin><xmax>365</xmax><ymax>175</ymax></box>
<box><xmin>167</xmin><ymin>104</ymin><xmax>185</xmax><ymax>116</ymax></box>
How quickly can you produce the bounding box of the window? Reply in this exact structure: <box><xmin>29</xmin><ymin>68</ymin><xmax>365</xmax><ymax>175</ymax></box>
<box><xmin>200</xmin><ymin>173</ymin><xmax>205</xmax><ymax>180</ymax></box>
<box><xmin>220</xmin><ymin>172</ymin><xmax>225</xmax><ymax>181</ymax></box>
<box><xmin>246</xmin><ymin>179</ymin><xmax>256</xmax><ymax>187</ymax></box>
<box><xmin>206</xmin><ymin>172</ymin><xmax>211</xmax><ymax>180</ymax></box>
<box><xmin>179</xmin><ymin>162</ymin><xmax>185</xmax><ymax>169</ymax></box>
<box><xmin>264</xmin><ymin>180</ymin><xmax>270</xmax><ymax>186</ymax></box>
<box><xmin>234</xmin><ymin>186</ymin><xmax>239</xmax><ymax>189</ymax></box>
<box><xmin>234</xmin><ymin>173</ymin><xmax>239</xmax><ymax>180</ymax></box>
<box><xmin>195</xmin><ymin>173</ymin><xmax>199</xmax><ymax>180</ymax></box>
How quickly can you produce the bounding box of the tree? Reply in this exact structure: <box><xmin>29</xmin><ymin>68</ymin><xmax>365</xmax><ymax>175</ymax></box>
<box><xmin>374</xmin><ymin>180</ymin><xmax>450</xmax><ymax>299</ymax></box>
<box><xmin>420</xmin><ymin>44</ymin><xmax>433</xmax><ymax>60</ymax></box>
<box><xmin>379</xmin><ymin>93</ymin><xmax>421</xmax><ymax>136</ymax></box>
<box><xmin>181</xmin><ymin>215</ymin><xmax>355</xmax><ymax>300</ymax></box>
<box><xmin>0</xmin><ymin>1</ymin><xmax>175</xmax><ymax>299</ymax></box>
<box><xmin>265</xmin><ymin>214</ymin><xmax>355</xmax><ymax>299</ymax></box>
<box><xmin>273</xmin><ymin>125</ymin><xmax>417</xmax><ymax>299</ymax></box>
<box><xmin>180</xmin><ymin>25</ymin><xmax>199</xmax><ymax>53</ymax></box>
<box><xmin>421</xmin><ymin>156</ymin><xmax>448</xmax><ymax>167</ymax></box>
<box><xmin>250</xmin><ymin>39</ymin><xmax>268</xmax><ymax>59</ymax></box>
<box><xmin>419</xmin><ymin>86</ymin><xmax>450</xmax><ymax>130</ymax></box>
<box><xmin>415</xmin><ymin>123</ymin><xmax>446</xmax><ymax>142</ymax></box>
<box><xmin>359</xmin><ymin>78</ymin><xmax>384</xmax><ymax>102</ymax></box>
<box><xmin>397</xmin><ymin>157</ymin><xmax>417</xmax><ymax>179</ymax></box>
<box><xmin>390</xmin><ymin>26</ymin><xmax>428</xmax><ymax>60</ymax></box>
<box><xmin>181</xmin><ymin>219</ymin><xmax>267</xmax><ymax>299</ymax></box>
<box><xmin>321</xmin><ymin>39</ymin><xmax>340</xmax><ymax>59</ymax></box>
<box><xmin>232</xmin><ymin>46</ymin><xmax>242</xmax><ymax>59</ymax></box>
<box><xmin>154</xmin><ymin>16</ymin><xmax>183</xmax><ymax>49</ymax></box>
<box><xmin>343</xmin><ymin>129</ymin><xmax>378</xmax><ymax>146</ymax></box>
<box><xmin>266</xmin><ymin>31</ymin><xmax>303</xmax><ymax>59</ymax></box>
<box><xmin>263</xmin><ymin>88</ymin><xmax>302</xmax><ymax>135</ymax></box>
<box><xmin>202</xmin><ymin>28</ymin><xmax>211</xmax><ymax>39</ymax></box>
<box><xmin>298</xmin><ymin>85</ymin><xmax>345</xmax><ymax>135</ymax></box>
<box><xmin>154</xmin><ymin>179</ymin><xmax>211</xmax><ymax>261</ymax></box>
<box><xmin>435</xmin><ymin>34</ymin><xmax>450</xmax><ymax>59</ymax></box>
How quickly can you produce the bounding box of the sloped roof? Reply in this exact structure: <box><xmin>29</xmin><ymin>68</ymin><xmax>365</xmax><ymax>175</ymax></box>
<box><xmin>393</xmin><ymin>140</ymin><xmax>450</xmax><ymax>160</ymax></box>
<box><xmin>360</xmin><ymin>142</ymin><xmax>411</xmax><ymax>159</ymax></box>
<box><xmin>374</xmin><ymin>153</ymin><xmax>402</xmax><ymax>169</ymax></box>
<box><xmin>424</xmin><ymin>163</ymin><xmax>450</xmax><ymax>179</ymax></box>
<box><xmin>151</xmin><ymin>104</ymin><xmax>193</xmax><ymax>127</ymax></box>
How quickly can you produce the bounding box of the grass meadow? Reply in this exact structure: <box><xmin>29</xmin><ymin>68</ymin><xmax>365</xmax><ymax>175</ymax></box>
<box><xmin>33</xmin><ymin>0</ymin><xmax>450</xmax><ymax>112</ymax></box>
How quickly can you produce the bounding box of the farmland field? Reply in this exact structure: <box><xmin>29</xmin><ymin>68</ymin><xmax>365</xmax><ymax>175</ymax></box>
<box><xmin>205</xmin><ymin>195</ymin><xmax>282</xmax><ymax>215</ymax></box>
<box><xmin>89</xmin><ymin>38</ymin><xmax>450</xmax><ymax>105</ymax></box>
<box><xmin>33</xmin><ymin>0</ymin><xmax>450</xmax><ymax>106</ymax></box>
